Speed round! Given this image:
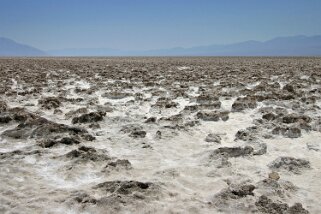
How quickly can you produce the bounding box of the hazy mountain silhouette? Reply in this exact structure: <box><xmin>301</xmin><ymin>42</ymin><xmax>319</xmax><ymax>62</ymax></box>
<box><xmin>140</xmin><ymin>35</ymin><xmax>321</xmax><ymax>56</ymax></box>
<box><xmin>1</xmin><ymin>35</ymin><xmax>321</xmax><ymax>56</ymax></box>
<box><xmin>0</xmin><ymin>37</ymin><xmax>47</xmax><ymax>56</ymax></box>
<box><xmin>48</xmin><ymin>35</ymin><xmax>321</xmax><ymax>56</ymax></box>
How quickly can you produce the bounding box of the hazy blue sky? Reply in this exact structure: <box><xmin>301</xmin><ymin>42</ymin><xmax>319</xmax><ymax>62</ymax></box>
<box><xmin>1</xmin><ymin>0</ymin><xmax>321</xmax><ymax>50</ymax></box>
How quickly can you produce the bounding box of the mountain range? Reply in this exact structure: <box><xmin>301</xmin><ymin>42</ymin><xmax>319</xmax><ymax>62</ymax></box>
<box><xmin>1</xmin><ymin>35</ymin><xmax>321</xmax><ymax>56</ymax></box>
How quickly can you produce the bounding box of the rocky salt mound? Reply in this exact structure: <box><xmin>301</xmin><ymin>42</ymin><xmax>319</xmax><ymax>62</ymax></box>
<box><xmin>0</xmin><ymin>57</ymin><xmax>321</xmax><ymax>213</ymax></box>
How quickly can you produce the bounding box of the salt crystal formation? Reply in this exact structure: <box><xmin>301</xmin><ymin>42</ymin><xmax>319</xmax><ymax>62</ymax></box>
<box><xmin>0</xmin><ymin>57</ymin><xmax>320</xmax><ymax>213</ymax></box>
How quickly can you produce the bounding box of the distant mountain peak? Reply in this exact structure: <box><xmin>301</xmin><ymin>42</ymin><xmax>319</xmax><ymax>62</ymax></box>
<box><xmin>0</xmin><ymin>37</ymin><xmax>47</xmax><ymax>56</ymax></box>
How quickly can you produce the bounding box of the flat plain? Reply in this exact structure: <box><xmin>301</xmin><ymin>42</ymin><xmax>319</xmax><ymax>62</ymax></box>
<box><xmin>0</xmin><ymin>57</ymin><xmax>321</xmax><ymax>213</ymax></box>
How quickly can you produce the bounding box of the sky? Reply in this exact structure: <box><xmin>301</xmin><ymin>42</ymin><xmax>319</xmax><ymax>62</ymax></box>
<box><xmin>0</xmin><ymin>0</ymin><xmax>321</xmax><ymax>51</ymax></box>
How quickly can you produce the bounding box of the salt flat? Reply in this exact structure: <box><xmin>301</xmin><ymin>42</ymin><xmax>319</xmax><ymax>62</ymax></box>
<box><xmin>0</xmin><ymin>57</ymin><xmax>320</xmax><ymax>213</ymax></box>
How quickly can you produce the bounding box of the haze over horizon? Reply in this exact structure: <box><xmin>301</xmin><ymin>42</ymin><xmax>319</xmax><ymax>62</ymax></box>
<box><xmin>1</xmin><ymin>0</ymin><xmax>321</xmax><ymax>51</ymax></box>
